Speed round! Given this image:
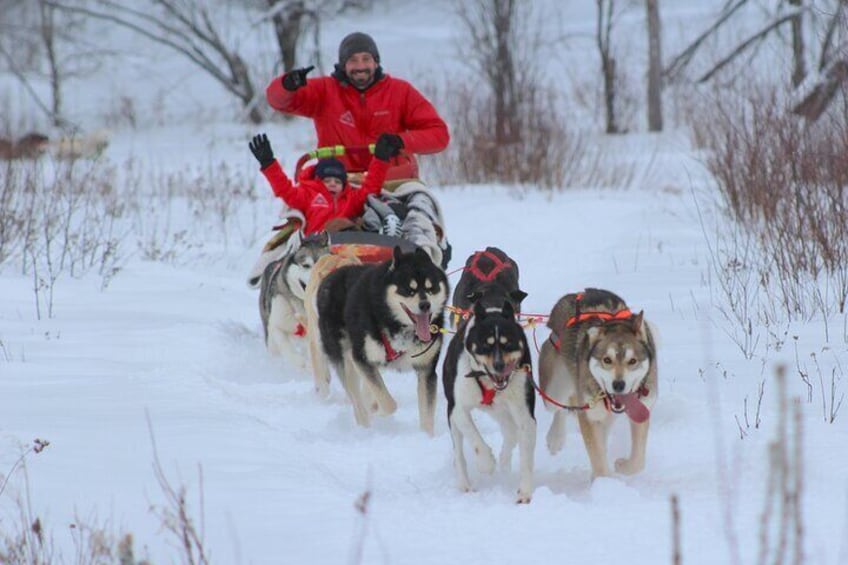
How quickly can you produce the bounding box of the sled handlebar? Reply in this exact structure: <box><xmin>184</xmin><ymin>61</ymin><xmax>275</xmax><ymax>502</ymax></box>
<box><xmin>294</xmin><ymin>144</ymin><xmax>375</xmax><ymax>179</ymax></box>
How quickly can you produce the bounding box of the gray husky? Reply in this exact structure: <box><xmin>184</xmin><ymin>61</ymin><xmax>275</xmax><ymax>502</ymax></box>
<box><xmin>317</xmin><ymin>246</ymin><xmax>449</xmax><ymax>434</ymax></box>
<box><xmin>538</xmin><ymin>288</ymin><xmax>657</xmax><ymax>479</ymax></box>
<box><xmin>259</xmin><ymin>232</ymin><xmax>329</xmax><ymax>370</ymax></box>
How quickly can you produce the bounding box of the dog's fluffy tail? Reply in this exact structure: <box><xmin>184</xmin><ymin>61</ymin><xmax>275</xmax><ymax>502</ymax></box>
<box><xmin>247</xmin><ymin>211</ymin><xmax>306</xmax><ymax>288</ymax></box>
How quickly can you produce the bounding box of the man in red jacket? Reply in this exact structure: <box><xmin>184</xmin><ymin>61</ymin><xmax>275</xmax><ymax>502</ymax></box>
<box><xmin>266</xmin><ymin>32</ymin><xmax>449</xmax><ymax>181</ymax></box>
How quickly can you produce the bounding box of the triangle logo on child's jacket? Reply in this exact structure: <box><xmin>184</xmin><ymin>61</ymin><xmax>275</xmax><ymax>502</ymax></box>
<box><xmin>312</xmin><ymin>193</ymin><xmax>330</xmax><ymax>207</ymax></box>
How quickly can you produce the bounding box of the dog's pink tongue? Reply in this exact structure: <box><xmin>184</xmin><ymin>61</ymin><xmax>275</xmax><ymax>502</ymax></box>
<box><xmin>618</xmin><ymin>393</ymin><xmax>650</xmax><ymax>423</ymax></box>
<box><xmin>414</xmin><ymin>312</ymin><xmax>432</xmax><ymax>342</ymax></box>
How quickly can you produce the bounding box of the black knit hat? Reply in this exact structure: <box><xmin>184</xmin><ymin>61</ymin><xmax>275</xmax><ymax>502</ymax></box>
<box><xmin>314</xmin><ymin>157</ymin><xmax>347</xmax><ymax>185</ymax></box>
<box><xmin>338</xmin><ymin>32</ymin><xmax>380</xmax><ymax>65</ymax></box>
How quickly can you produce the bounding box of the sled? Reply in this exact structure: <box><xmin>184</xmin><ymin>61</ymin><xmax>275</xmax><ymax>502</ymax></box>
<box><xmin>263</xmin><ymin>145</ymin><xmax>449</xmax><ymax>266</ymax></box>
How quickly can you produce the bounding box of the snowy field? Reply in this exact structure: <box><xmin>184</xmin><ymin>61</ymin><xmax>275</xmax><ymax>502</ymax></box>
<box><xmin>2</xmin><ymin>1</ymin><xmax>847</xmax><ymax>564</ymax></box>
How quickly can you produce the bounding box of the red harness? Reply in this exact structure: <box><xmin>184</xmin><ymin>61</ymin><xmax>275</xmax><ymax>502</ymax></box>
<box><xmin>380</xmin><ymin>332</ymin><xmax>404</xmax><ymax>361</ymax></box>
<box><xmin>466</xmin><ymin>250</ymin><xmax>512</xmax><ymax>282</ymax></box>
<box><xmin>476</xmin><ymin>379</ymin><xmax>497</xmax><ymax>405</ymax></box>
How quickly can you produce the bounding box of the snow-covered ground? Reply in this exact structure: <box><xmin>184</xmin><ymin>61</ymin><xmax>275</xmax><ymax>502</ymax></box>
<box><xmin>2</xmin><ymin>2</ymin><xmax>847</xmax><ymax>564</ymax></box>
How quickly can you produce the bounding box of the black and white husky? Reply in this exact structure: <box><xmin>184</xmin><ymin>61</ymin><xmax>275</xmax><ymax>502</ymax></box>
<box><xmin>316</xmin><ymin>246</ymin><xmax>449</xmax><ymax>435</ymax></box>
<box><xmin>442</xmin><ymin>301</ymin><xmax>536</xmax><ymax>503</ymax></box>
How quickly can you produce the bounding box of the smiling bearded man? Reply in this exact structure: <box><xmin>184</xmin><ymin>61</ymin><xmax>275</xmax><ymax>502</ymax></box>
<box><xmin>265</xmin><ymin>32</ymin><xmax>449</xmax><ymax>182</ymax></box>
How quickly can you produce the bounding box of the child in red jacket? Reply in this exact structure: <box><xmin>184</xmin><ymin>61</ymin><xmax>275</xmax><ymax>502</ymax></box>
<box><xmin>249</xmin><ymin>132</ymin><xmax>401</xmax><ymax>235</ymax></box>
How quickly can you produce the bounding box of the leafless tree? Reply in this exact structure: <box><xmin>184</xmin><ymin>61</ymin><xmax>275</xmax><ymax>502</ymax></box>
<box><xmin>259</xmin><ymin>0</ymin><xmax>375</xmax><ymax>75</ymax></box>
<box><xmin>0</xmin><ymin>0</ymin><xmax>98</xmax><ymax>129</ymax></box>
<box><xmin>645</xmin><ymin>0</ymin><xmax>663</xmax><ymax>131</ymax></box>
<box><xmin>664</xmin><ymin>0</ymin><xmax>848</xmax><ymax>121</ymax></box>
<box><xmin>52</xmin><ymin>0</ymin><xmax>266</xmax><ymax>124</ymax></box>
<box><xmin>456</xmin><ymin>0</ymin><xmax>524</xmax><ymax>146</ymax></box>
<box><xmin>791</xmin><ymin>0</ymin><xmax>848</xmax><ymax>120</ymax></box>
<box><xmin>267</xmin><ymin>0</ymin><xmax>308</xmax><ymax>73</ymax></box>
<box><xmin>789</xmin><ymin>0</ymin><xmax>806</xmax><ymax>87</ymax></box>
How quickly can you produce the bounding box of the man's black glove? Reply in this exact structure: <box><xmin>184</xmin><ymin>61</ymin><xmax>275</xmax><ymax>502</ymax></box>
<box><xmin>374</xmin><ymin>133</ymin><xmax>404</xmax><ymax>161</ymax></box>
<box><xmin>249</xmin><ymin>133</ymin><xmax>275</xmax><ymax>169</ymax></box>
<box><xmin>282</xmin><ymin>65</ymin><xmax>315</xmax><ymax>91</ymax></box>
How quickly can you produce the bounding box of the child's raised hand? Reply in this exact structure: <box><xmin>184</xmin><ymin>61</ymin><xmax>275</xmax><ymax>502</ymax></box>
<box><xmin>249</xmin><ymin>133</ymin><xmax>275</xmax><ymax>169</ymax></box>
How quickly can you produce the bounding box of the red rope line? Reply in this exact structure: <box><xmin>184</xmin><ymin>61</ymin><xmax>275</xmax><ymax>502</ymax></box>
<box><xmin>519</xmin><ymin>366</ymin><xmax>590</xmax><ymax>411</ymax></box>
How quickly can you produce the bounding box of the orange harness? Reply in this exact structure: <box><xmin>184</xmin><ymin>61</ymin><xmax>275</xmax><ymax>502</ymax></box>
<box><xmin>550</xmin><ymin>293</ymin><xmax>633</xmax><ymax>351</ymax></box>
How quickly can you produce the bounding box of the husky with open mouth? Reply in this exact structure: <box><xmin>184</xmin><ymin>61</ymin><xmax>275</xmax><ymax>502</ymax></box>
<box><xmin>316</xmin><ymin>246</ymin><xmax>448</xmax><ymax>434</ymax></box>
<box><xmin>442</xmin><ymin>300</ymin><xmax>536</xmax><ymax>503</ymax></box>
<box><xmin>539</xmin><ymin>288</ymin><xmax>657</xmax><ymax>480</ymax></box>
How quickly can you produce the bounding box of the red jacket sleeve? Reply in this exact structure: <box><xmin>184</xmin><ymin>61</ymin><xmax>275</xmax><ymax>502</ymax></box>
<box><xmin>260</xmin><ymin>161</ymin><xmax>312</xmax><ymax>212</ymax></box>
<box><xmin>339</xmin><ymin>158</ymin><xmax>390</xmax><ymax>215</ymax></box>
<box><xmin>266</xmin><ymin>74</ymin><xmax>326</xmax><ymax>118</ymax></box>
<box><xmin>397</xmin><ymin>82</ymin><xmax>450</xmax><ymax>155</ymax></box>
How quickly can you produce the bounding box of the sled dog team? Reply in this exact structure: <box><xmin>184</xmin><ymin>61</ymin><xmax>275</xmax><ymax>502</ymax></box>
<box><xmin>259</xmin><ymin>242</ymin><xmax>658</xmax><ymax>504</ymax></box>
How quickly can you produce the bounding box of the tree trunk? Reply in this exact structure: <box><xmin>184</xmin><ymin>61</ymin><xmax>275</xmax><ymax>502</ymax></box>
<box><xmin>789</xmin><ymin>0</ymin><xmax>806</xmax><ymax>87</ymax></box>
<box><xmin>597</xmin><ymin>0</ymin><xmax>621</xmax><ymax>134</ymax></box>
<box><xmin>645</xmin><ymin>0</ymin><xmax>663</xmax><ymax>131</ymax></box>
<box><xmin>791</xmin><ymin>58</ymin><xmax>848</xmax><ymax>121</ymax></box>
<box><xmin>492</xmin><ymin>0</ymin><xmax>517</xmax><ymax>145</ymax></box>
<box><xmin>268</xmin><ymin>0</ymin><xmax>306</xmax><ymax>72</ymax></box>
<box><xmin>38</xmin><ymin>0</ymin><xmax>63</xmax><ymax>127</ymax></box>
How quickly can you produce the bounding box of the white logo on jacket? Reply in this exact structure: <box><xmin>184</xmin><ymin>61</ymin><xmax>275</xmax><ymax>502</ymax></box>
<box><xmin>312</xmin><ymin>194</ymin><xmax>330</xmax><ymax>207</ymax></box>
<box><xmin>339</xmin><ymin>111</ymin><xmax>355</xmax><ymax>127</ymax></box>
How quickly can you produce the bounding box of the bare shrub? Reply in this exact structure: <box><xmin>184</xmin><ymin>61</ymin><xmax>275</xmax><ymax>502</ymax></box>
<box><xmin>125</xmin><ymin>157</ymin><xmax>260</xmax><ymax>263</ymax></box>
<box><xmin>696</xmin><ymin>206</ymin><xmax>765</xmax><ymax>359</ymax></box>
<box><xmin>428</xmin><ymin>80</ymin><xmax>583</xmax><ymax>189</ymax></box>
<box><xmin>0</xmin><ymin>439</ymin><xmax>53</xmax><ymax>564</ymax></box>
<box><xmin>0</xmin><ymin>157</ymin><xmax>127</xmax><ymax>317</ymax></box>
<box><xmin>690</xmin><ymin>82</ymin><xmax>848</xmax><ymax>326</ymax></box>
<box><xmin>428</xmin><ymin>0</ymin><xmax>587</xmax><ymax>189</ymax></box>
<box><xmin>147</xmin><ymin>416</ymin><xmax>210</xmax><ymax>565</ymax></box>
<box><xmin>1</xmin><ymin>439</ymin><xmax>151</xmax><ymax>564</ymax></box>
<box><xmin>735</xmin><ymin>378</ymin><xmax>765</xmax><ymax>439</ymax></box>
<box><xmin>794</xmin><ymin>347</ymin><xmax>845</xmax><ymax>424</ymax></box>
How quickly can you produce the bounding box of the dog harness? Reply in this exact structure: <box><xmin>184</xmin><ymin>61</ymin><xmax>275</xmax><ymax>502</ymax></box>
<box><xmin>380</xmin><ymin>329</ymin><xmax>440</xmax><ymax>362</ymax></box>
<box><xmin>549</xmin><ymin>292</ymin><xmax>633</xmax><ymax>351</ymax></box>
<box><xmin>467</xmin><ymin>370</ymin><xmax>497</xmax><ymax>405</ymax></box>
<box><xmin>465</xmin><ymin>250</ymin><xmax>512</xmax><ymax>282</ymax></box>
<box><xmin>380</xmin><ymin>332</ymin><xmax>404</xmax><ymax>361</ymax></box>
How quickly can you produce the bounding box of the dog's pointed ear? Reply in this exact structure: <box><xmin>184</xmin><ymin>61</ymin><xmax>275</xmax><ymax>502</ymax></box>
<box><xmin>473</xmin><ymin>300</ymin><xmax>487</xmax><ymax>320</ymax></box>
<box><xmin>629</xmin><ymin>310</ymin><xmax>644</xmax><ymax>334</ymax></box>
<box><xmin>413</xmin><ymin>246</ymin><xmax>431</xmax><ymax>264</ymax></box>
<box><xmin>501</xmin><ymin>300</ymin><xmax>515</xmax><ymax>319</ymax></box>
<box><xmin>389</xmin><ymin>245</ymin><xmax>403</xmax><ymax>271</ymax></box>
<box><xmin>510</xmin><ymin>289</ymin><xmax>528</xmax><ymax>305</ymax></box>
<box><xmin>317</xmin><ymin>230</ymin><xmax>330</xmax><ymax>247</ymax></box>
